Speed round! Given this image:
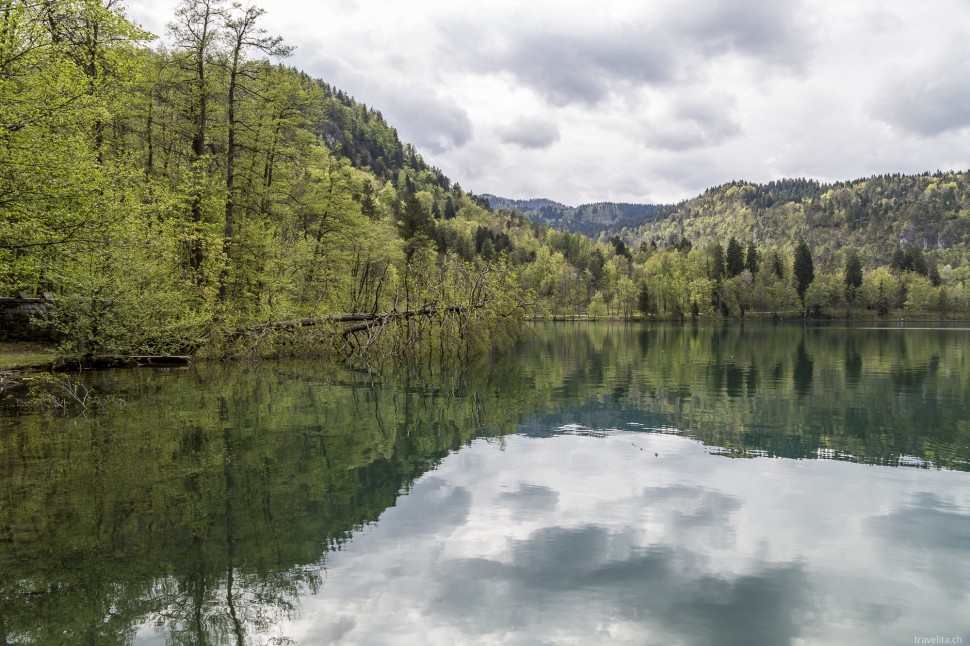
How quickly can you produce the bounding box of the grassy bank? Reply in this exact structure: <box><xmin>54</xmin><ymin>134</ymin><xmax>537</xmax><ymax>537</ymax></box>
<box><xmin>0</xmin><ymin>343</ymin><xmax>59</xmax><ymax>371</ymax></box>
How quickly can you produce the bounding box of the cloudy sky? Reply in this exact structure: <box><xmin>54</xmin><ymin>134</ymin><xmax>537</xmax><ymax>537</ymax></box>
<box><xmin>128</xmin><ymin>0</ymin><xmax>970</xmax><ymax>206</ymax></box>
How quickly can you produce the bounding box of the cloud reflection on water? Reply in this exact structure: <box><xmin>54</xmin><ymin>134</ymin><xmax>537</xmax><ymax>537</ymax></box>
<box><xmin>286</xmin><ymin>432</ymin><xmax>970</xmax><ymax>645</ymax></box>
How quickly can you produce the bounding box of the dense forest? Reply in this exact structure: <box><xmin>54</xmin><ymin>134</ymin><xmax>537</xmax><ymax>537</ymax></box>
<box><xmin>0</xmin><ymin>0</ymin><xmax>535</xmax><ymax>359</ymax></box>
<box><xmin>2</xmin><ymin>1</ymin><xmax>970</xmax><ymax>362</ymax></box>
<box><xmin>490</xmin><ymin>174</ymin><xmax>970</xmax><ymax>321</ymax></box>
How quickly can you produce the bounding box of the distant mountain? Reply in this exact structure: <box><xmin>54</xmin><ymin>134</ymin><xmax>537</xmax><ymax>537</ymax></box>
<box><xmin>482</xmin><ymin>194</ymin><xmax>678</xmax><ymax>239</ymax></box>
<box><xmin>620</xmin><ymin>174</ymin><xmax>970</xmax><ymax>269</ymax></box>
<box><xmin>482</xmin><ymin>195</ymin><xmax>568</xmax><ymax>213</ymax></box>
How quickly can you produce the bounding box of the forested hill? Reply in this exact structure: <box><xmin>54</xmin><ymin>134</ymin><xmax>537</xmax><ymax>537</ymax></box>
<box><xmin>497</xmin><ymin>174</ymin><xmax>970</xmax><ymax>271</ymax></box>
<box><xmin>483</xmin><ymin>195</ymin><xmax>678</xmax><ymax>238</ymax></box>
<box><xmin>0</xmin><ymin>0</ymin><xmax>533</xmax><ymax>359</ymax></box>
<box><xmin>4</xmin><ymin>0</ymin><xmax>970</xmax><ymax>357</ymax></box>
<box><xmin>619</xmin><ymin>174</ymin><xmax>970</xmax><ymax>270</ymax></box>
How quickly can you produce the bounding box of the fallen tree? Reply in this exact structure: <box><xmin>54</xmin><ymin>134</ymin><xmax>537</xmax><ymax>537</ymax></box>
<box><xmin>228</xmin><ymin>304</ymin><xmax>472</xmax><ymax>337</ymax></box>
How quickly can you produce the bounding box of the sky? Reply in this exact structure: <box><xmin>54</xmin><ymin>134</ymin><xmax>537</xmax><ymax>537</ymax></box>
<box><xmin>127</xmin><ymin>0</ymin><xmax>970</xmax><ymax>206</ymax></box>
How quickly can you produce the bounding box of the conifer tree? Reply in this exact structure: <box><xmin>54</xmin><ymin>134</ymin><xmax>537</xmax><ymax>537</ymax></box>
<box><xmin>745</xmin><ymin>242</ymin><xmax>759</xmax><ymax>274</ymax></box>
<box><xmin>726</xmin><ymin>237</ymin><xmax>744</xmax><ymax>277</ymax></box>
<box><xmin>793</xmin><ymin>240</ymin><xmax>815</xmax><ymax>299</ymax></box>
<box><xmin>844</xmin><ymin>249</ymin><xmax>863</xmax><ymax>290</ymax></box>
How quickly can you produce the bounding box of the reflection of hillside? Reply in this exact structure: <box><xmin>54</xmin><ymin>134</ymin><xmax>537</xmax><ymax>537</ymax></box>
<box><xmin>0</xmin><ymin>324</ymin><xmax>967</xmax><ymax>643</ymax></box>
<box><xmin>515</xmin><ymin>323</ymin><xmax>970</xmax><ymax>470</ymax></box>
<box><xmin>0</xmin><ymin>361</ymin><xmax>532</xmax><ymax>645</ymax></box>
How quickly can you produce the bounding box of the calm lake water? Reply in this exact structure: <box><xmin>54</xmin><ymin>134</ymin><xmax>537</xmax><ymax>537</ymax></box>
<box><xmin>1</xmin><ymin>323</ymin><xmax>969</xmax><ymax>645</ymax></box>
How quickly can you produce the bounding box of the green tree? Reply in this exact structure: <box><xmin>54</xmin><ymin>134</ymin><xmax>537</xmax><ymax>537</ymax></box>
<box><xmin>890</xmin><ymin>244</ymin><xmax>928</xmax><ymax>276</ymax></box>
<box><xmin>610</xmin><ymin>236</ymin><xmax>632</xmax><ymax>260</ymax></box>
<box><xmin>219</xmin><ymin>3</ymin><xmax>291</xmax><ymax>300</ymax></box>
<box><xmin>844</xmin><ymin>248</ymin><xmax>863</xmax><ymax>303</ymax></box>
<box><xmin>903</xmin><ymin>273</ymin><xmax>937</xmax><ymax>313</ymax></box>
<box><xmin>358</xmin><ymin>180</ymin><xmax>379</xmax><ymax>219</ymax></box>
<box><xmin>744</xmin><ymin>242</ymin><xmax>759</xmax><ymax>274</ymax></box>
<box><xmin>726</xmin><ymin>237</ymin><xmax>744</xmax><ymax>278</ymax></box>
<box><xmin>588</xmin><ymin>291</ymin><xmax>607</xmax><ymax>320</ymax></box>
<box><xmin>637</xmin><ymin>282</ymin><xmax>652</xmax><ymax>317</ymax></box>
<box><xmin>707</xmin><ymin>241</ymin><xmax>725</xmax><ymax>281</ymax></box>
<box><xmin>169</xmin><ymin>0</ymin><xmax>226</xmax><ymax>278</ymax></box>
<box><xmin>398</xmin><ymin>191</ymin><xmax>436</xmax><ymax>260</ymax></box>
<box><xmin>861</xmin><ymin>267</ymin><xmax>896</xmax><ymax>317</ymax></box>
<box><xmin>0</xmin><ymin>0</ymin><xmax>148</xmax><ymax>292</ymax></box>
<box><xmin>770</xmin><ymin>250</ymin><xmax>785</xmax><ymax>279</ymax></box>
<box><xmin>793</xmin><ymin>240</ymin><xmax>814</xmax><ymax>300</ymax></box>
<box><xmin>804</xmin><ymin>273</ymin><xmax>845</xmax><ymax>318</ymax></box>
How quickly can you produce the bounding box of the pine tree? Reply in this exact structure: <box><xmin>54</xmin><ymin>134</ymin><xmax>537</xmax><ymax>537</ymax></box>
<box><xmin>745</xmin><ymin>242</ymin><xmax>759</xmax><ymax>274</ymax></box>
<box><xmin>637</xmin><ymin>283</ymin><xmax>652</xmax><ymax>316</ymax></box>
<box><xmin>844</xmin><ymin>248</ymin><xmax>863</xmax><ymax>304</ymax></box>
<box><xmin>726</xmin><ymin>237</ymin><xmax>744</xmax><ymax>277</ymax></box>
<box><xmin>359</xmin><ymin>180</ymin><xmax>378</xmax><ymax>219</ymax></box>
<box><xmin>844</xmin><ymin>249</ymin><xmax>863</xmax><ymax>290</ymax></box>
<box><xmin>793</xmin><ymin>240</ymin><xmax>815</xmax><ymax>299</ymax></box>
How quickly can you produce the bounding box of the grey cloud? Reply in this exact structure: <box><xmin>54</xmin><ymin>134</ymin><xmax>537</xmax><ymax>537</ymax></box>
<box><xmin>871</xmin><ymin>41</ymin><xmax>970</xmax><ymax>137</ymax></box>
<box><xmin>644</xmin><ymin>113</ymin><xmax>741</xmax><ymax>151</ymax></box>
<box><xmin>311</xmin><ymin>615</ymin><xmax>355</xmax><ymax>643</ymax></box>
<box><xmin>497</xmin><ymin>117</ymin><xmax>561</xmax><ymax>149</ymax></box>
<box><xmin>431</xmin><ymin>523</ymin><xmax>811</xmax><ymax>645</ymax></box>
<box><xmin>446</xmin><ymin>2</ymin><xmax>814</xmax><ymax>109</ymax></box>
<box><xmin>643</xmin><ymin>93</ymin><xmax>742</xmax><ymax>151</ymax></box>
<box><xmin>500</xmin><ymin>30</ymin><xmax>674</xmax><ymax>106</ymax></box>
<box><xmin>445</xmin><ymin>21</ymin><xmax>675</xmax><ymax>107</ymax></box>
<box><xmin>867</xmin><ymin>492</ymin><xmax>970</xmax><ymax>599</ymax></box>
<box><xmin>668</xmin><ymin>0</ymin><xmax>815</xmax><ymax>70</ymax></box>
<box><xmin>381</xmin><ymin>476</ymin><xmax>471</xmax><ymax>538</ymax></box>
<box><xmin>498</xmin><ymin>482</ymin><xmax>560</xmax><ymax>518</ymax></box>
<box><xmin>388</xmin><ymin>92</ymin><xmax>474</xmax><ymax>154</ymax></box>
<box><xmin>640</xmin><ymin>484</ymin><xmax>742</xmax><ymax>528</ymax></box>
<box><xmin>298</xmin><ymin>54</ymin><xmax>473</xmax><ymax>154</ymax></box>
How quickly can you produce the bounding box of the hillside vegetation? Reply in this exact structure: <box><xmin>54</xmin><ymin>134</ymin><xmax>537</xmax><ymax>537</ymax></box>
<box><xmin>0</xmin><ymin>0</ymin><xmax>544</xmax><ymax>360</ymax></box>
<box><xmin>2</xmin><ymin>0</ymin><xmax>969</xmax><ymax>361</ymax></box>
<box><xmin>618</xmin><ymin>175</ymin><xmax>970</xmax><ymax>272</ymax></box>
<box><xmin>491</xmin><ymin>173</ymin><xmax>970</xmax><ymax>320</ymax></box>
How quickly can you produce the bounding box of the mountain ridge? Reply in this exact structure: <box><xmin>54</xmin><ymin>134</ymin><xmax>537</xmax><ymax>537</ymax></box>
<box><xmin>484</xmin><ymin>171</ymin><xmax>970</xmax><ymax>270</ymax></box>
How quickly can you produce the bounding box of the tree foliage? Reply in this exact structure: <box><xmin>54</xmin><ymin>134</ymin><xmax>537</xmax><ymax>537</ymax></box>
<box><xmin>3</xmin><ymin>0</ymin><xmax>970</xmax><ymax>358</ymax></box>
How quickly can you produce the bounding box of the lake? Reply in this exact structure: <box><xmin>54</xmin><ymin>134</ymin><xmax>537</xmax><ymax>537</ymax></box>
<box><xmin>1</xmin><ymin>323</ymin><xmax>968</xmax><ymax>645</ymax></box>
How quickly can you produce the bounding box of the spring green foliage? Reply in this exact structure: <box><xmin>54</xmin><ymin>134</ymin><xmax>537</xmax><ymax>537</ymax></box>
<box><xmin>3</xmin><ymin>0</ymin><xmax>970</xmax><ymax>358</ymax></box>
<box><xmin>492</xmin><ymin>172</ymin><xmax>970</xmax><ymax>320</ymax></box>
<box><xmin>502</xmin><ymin>174</ymin><xmax>970</xmax><ymax>320</ymax></box>
<box><xmin>0</xmin><ymin>0</ymin><xmax>536</xmax><ymax>357</ymax></box>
